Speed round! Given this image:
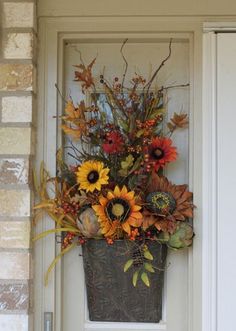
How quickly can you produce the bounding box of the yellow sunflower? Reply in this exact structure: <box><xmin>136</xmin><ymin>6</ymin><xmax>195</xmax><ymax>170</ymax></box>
<box><xmin>92</xmin><ymin>186</ymin><xmax>143</xmax><ymax>238</ymax></box>
<box><xmin>76</xmin><ymin>160</ymin><xmax>109</xmax><ymax>193</ymax></box>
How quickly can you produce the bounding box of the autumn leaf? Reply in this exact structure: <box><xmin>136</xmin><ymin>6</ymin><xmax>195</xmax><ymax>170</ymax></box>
<box><xmin>74</xmin><ymin>58</ymin><xmax>96</xmax><ymax>93</ymax></box>
<box><xmin>167</xmin><ymin>112</ymin><xmax>189</xmax><ymax>131</ymax></box>
<box><xmin>61</xmin><ymin>100</ymin><xmax>88</xmax><ymax>140</ymax></box>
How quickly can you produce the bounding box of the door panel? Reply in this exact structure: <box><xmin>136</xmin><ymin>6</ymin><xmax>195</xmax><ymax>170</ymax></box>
<box><xmin>61</xmin><ymin>39</ymin><xmax>190</xmax><ymax>331</ymax></box>
<box><xmin>216</xmin><ymin>33</ymin><xmax>236</xmax><ymax>331</ymax></box>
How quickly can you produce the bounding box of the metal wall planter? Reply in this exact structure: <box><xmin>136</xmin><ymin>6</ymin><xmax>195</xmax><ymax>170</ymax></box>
<box><xmin>82</xmin><ymin>239</ymin><xmax>167</xmax><ymax>322</ymax></box>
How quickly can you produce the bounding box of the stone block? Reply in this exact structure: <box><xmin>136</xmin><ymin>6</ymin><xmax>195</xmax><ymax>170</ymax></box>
<box><xmin>2</xmin><ymin>96</ymin><xmax>32</xmax><ymax>123</ymax></box>
<box><xmin>0</xmin><ymin>221</ymin><xmax>30</xmax><ymax>249</ymax></box>
<box><xmin>0</xmin><ymin>128</ymin><xmax>31</xmax><ymax>155</ymax></box>
<box><xmin>3</xmin><ymin>33</ymin><xmax>33</xmax><ymax>60</ymax></box>
<box><xmin>0</xmin><ymin>314</ymin><xmax>30</xmax><ymax>331</ymax></box>
<box><xmin>3</xmin><ymin>3</ymin><xmax>34</xmax><ymax>28</ymax></box>
<box><xmin>0</xmin><ymin>64</ymin><xmax>33</xmax><ymax>91</ymax></box>
<box><xmin>0</xmin><ymin>158</ymin><xmax>29</xmax><ymax>185</ymax></box>
<box><xmin>0</xmin><ymin>252</ymin><xmax>30</xmax><ymax>279</ymax></box>
<box><xmin>0</xmin><ymin>190</ymin><xmax>30</xmax><ymax>217</ymax></box>
<box><xmin>0</xmin><ymin>283</ymin><xmax>29</xmax><ymax>311</ymax></box>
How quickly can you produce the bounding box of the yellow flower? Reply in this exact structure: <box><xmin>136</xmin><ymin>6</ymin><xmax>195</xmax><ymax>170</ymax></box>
<box><xmin>76</xmin><ymin>160</ymin><xmax>109</xmax><ymax>193</ymax></box>
<box><xmin>92</xmin><ymin>186</ymin><xmax>143</xmax><ymax>238</ymax></box>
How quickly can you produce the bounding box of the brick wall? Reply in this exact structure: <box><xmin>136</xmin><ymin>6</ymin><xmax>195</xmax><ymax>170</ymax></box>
<box><xmin>0</xmin><ymin>1</ymin><xmax>36</xmax><ymax>330</ymax></box>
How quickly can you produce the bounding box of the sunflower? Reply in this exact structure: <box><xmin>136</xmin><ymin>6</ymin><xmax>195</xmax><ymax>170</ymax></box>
<box><xmin>143</xmin><ymin>173</ymin><xmax>193</xmax><ymax>233</ymax></box>
<box><xmin>148</xmin><ymin>137</ymin><xmax>177</xmax><ymax>171</ymax></box>
<box><xmin>76</xmin><ymin>160</ymin><xmax>109</xmax><ymax>193</ymax></box>
<box><xmin>92</xmin><ymin>186</ymin><xmax>142</xmax><ymax>238</ymax></box>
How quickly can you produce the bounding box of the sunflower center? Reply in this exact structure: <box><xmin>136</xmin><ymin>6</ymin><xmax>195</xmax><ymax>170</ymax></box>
<box><xmin>112</xmin><ymin>203</ymin><xmax>125</xmax><ymax>217</ymax></box>
<box><xmin>106</xmin><ymin>198</ymin><xmax>130</xmax><ymax>222</ymax></box>
<box><xmin>87</xmin><ymin>170</ymin><xmax>99</xmax><ymax>184</ymax></box>
<box><xmin>151</xmin><ymin>148</ymin><xmax>164</xmax><ymax>160</ymax></box>
<box><xmin>146</xmin><ymin>191</ymin><xmax>176</xmax><ymax>214</ymax></box>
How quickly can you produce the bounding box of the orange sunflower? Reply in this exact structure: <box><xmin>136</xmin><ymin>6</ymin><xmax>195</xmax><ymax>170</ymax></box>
<box><xmin>148</xmin><ymin>137</ymin><xmax>177</xmax><ymax>172</ymax></box>
<box><xmin>143</xmin><ymin>173</ymin><xmax>193</xmax><ymax>233</ymax></box>
<box><xmin>92</xmin><ymin>186</ymin><xmax>142</xmax><ymax>238</ymax></box>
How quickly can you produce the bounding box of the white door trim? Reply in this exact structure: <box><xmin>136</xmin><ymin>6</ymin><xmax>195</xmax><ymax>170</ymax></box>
<box><xmin>202</xmin><ymin>23</ymin><xmax>236</xmax><ymax>331</ymax></box>
<box><xmin>35</xmin><ymin>17</ymin><xmax>203</xmax><ymax>331</ymax></box>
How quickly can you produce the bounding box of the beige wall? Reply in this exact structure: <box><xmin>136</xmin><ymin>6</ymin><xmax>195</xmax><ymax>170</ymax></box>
<box><xmin>0</xmin><ymin>1</ymin><xmax>36</xmax><ymax>331</ymax></box>
<box><xmin>38</xmin><ymin>0</ymin><xmax>236</xmax><ymax>17</ymax></box>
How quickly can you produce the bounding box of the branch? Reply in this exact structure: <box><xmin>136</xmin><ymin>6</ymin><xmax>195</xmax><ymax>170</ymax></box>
<box><xmin>120</xmin><ymin>38</ymin><xmax>129</xmax><ymax>92</ymax></box>
<box><xmin>144</xmin><ymin>38</ymin><xmax>173</xmax><ymax>94</ymax></box>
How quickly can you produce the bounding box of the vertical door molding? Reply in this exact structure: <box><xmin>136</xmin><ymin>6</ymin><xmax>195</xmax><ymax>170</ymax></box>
<box><xmin>203</xmin><ymin>23</ymin><xmax>236</xmax><ymax>331</ymax></box>
<box><xmin>202</xmin><ymin>30</ymin><xmax>218</xmax><ymax>331</ymax></box>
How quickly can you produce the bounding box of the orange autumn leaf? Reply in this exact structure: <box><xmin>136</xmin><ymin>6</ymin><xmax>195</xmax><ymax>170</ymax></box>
<box><xmin>167</xmin><ymin>112</ymin><xmax>189</xmax><ymax>131</ymax></box>
<box><xmin>74</xmin><ymin>58</ymin><xmax>96</xmax><ymax>93</ymax></box>
<box><xmin>61</xmin><ymin>100</ymin><xmax>88</xmax><ymax>140</ymax></box>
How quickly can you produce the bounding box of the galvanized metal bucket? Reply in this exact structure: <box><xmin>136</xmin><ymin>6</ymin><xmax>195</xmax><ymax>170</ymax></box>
<box><xmin>82</xmin><ymin>239</ymin><xmax>167</xmax><ymax>323</ymax></box>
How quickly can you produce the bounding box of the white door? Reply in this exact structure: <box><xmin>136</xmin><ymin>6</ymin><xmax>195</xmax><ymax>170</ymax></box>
<box><xmin>61</xmin><ymin>39</ymin><xmax>190</xmax><ymax>331</ymax></box>
<box><xmin>215</xmin><ymin>33</ymin><xmax>236</xmax><ymax>331</ymax></box>
<box><xmin>36</xmin><ymin>17</ymin><xmax>203</xmax><ymax>331</ymax></box>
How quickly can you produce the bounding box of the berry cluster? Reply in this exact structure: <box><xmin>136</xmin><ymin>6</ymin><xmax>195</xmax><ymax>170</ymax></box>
<box><xmin>61</xmin><ymin>200</ymin><xmax>80</xmax><ymax>216</ymax></box>
<box><xmin>62</xmin><ymin>232</ymin><xmax>76</xmax><ymax>249</ymax></box>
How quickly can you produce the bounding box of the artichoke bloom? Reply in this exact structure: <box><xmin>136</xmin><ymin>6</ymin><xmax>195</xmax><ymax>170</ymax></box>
<box><xmin>76</xmin><ymin>207</ymin><xmax>102</xmax><ymax>238</ymax></box>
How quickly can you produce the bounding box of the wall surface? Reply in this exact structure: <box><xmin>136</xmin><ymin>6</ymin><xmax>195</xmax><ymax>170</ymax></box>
<box><xmin>0</xmin><ymin>1</ymin><xmax>36</xmax><ymax>331</ymax></box>
<box><xmin>38</xmin><ymin>0</ymin><xmax>236</xmax><ymax>17</ymax></box>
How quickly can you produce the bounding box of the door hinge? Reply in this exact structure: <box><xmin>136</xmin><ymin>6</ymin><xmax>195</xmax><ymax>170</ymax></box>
<box><xmin>44</xmin><ymin>312</ymin><xmax>53</xmax><ymax>331</ymax></box>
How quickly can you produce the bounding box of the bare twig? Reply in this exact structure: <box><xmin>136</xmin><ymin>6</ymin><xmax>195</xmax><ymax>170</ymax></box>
<box><xmin>55</xmin><ymin>84</ymin><xmax>67</xmax><ymax>104</ymax></box>
<box><xmin>120</xmin><ymin>38</ymin><xmax>129</xmax><ymax>92</ymax></box>
<box><xmin>161</xmin><ymin>83</ymin><xmax>190</xmax><ymax>91</ymax></box>
<box><xmin>144</xmin><ymin>39</ymin><xmax>173</xmax><ymax>94</ymax></box>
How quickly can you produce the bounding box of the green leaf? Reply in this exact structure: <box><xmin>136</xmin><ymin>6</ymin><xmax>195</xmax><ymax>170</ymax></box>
<box><xmin>136</xmin><ymin>129</ymin><xmax>145</xmax><ymax>138</ymax></box>
<box><xmin>118</xmin><ymin>118</ymin><xmax>129</xmax><ymax>132</ymax></box>
<box><xmin>128</xmin><ymin>156</ymin><xmax>142</xmax><ymax>175</ymax></box>
<box><xmin>148</xmin><ymin>108</ymin><xmax>166</xmax><ymax>120</ymax></box>
<box><xmin>124</xmin><ymin>259</ymin><xmax>133</xmax><ymax>272</ymax></box>
<box><xmin>121</xmin><ymin>154</ymin><xmax>134</xmax><ymax>170</ymax></box>
<box><xmin>144</xmin><ymin>249</ymin><xmax>154</xmax><ymax>261</ymax></box>
<box><xmin>141</xmin><ymin>272</ymin><xmax>150</xmax><ymax>287</ymax></box>
<box><xmin>132</xmin><ymin>270</ymin><xmax>139</xmax><ymax>287</ymax></box>
<box><xmin>144</xmin><ymin>262</ymin><xmax>155</xmax><ymax>273</ymax></box>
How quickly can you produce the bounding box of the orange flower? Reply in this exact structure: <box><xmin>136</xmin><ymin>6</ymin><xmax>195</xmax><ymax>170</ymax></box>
<box><xmin>148</xmin><ymin>137</ymin><xmax>177</xmax><ymax>171</ymax></box>
<box><xmin>92</xmin><ymin>186</ymin><xmax>142</xmax><ymax>238</ymax></box>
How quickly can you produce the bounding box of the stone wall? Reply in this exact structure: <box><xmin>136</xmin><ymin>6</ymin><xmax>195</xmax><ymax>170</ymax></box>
<box><xmin>0</xmin><ymin>1</ymin><xmax>36</xmax><ymax>330</ymax></box>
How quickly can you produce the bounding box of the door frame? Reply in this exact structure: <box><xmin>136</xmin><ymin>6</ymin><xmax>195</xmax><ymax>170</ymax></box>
<box><xmin>202</xmin><ymin>22</ymin><xmax>236</xmax><ymax>331</ymax></box>
<box><xmin>35</xmin><ymin>17</ymin><xmax>203</xmax><ymax>331</ymax></box>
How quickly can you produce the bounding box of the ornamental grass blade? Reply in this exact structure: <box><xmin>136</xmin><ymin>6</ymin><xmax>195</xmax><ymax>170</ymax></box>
<box><xmin>44</xmin><ymin>242</ymin><xmax>76</xmax><ymax>286</ymax></box>
<box><xmin>32</xmin><ymin>227</ymin><xmax>79</xmax><ymax>242</ymax></box>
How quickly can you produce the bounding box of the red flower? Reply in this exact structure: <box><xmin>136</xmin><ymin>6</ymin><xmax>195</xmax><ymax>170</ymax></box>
<box><xmin>148</xmin><ymin>137</ymin><xmax>177</xmax><ymax>171</ymax></box>
<box><xmin>102</xmin><ymin>131</ymin><xmax>124</xmax><ymax>154</ymax></box>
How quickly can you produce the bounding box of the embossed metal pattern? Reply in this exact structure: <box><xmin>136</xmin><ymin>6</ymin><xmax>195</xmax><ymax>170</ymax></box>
<box><xmin>82</xmin><ymin>240</ymin><xmax>167</xmax><ymax>322</ymax></box>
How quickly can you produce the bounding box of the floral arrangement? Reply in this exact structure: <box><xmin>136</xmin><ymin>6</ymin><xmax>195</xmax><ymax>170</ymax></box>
<box><xmin>34</xmin><ymin>40</ymin><xmax>194</xmax><ymax>287</ymax></box>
